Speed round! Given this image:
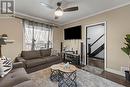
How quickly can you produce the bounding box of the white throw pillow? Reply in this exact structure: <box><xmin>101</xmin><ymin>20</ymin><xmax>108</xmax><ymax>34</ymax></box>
<box><xmin>51</xmin><ymin>50</ymin><xmax>59</xmax><ymax>56</ymax></box>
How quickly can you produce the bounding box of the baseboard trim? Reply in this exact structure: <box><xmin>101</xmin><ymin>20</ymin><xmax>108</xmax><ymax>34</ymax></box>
<box><xmin>105</xmin><ymin>68</ymin><xmax>125</xmax><ymax>77</ymax></box>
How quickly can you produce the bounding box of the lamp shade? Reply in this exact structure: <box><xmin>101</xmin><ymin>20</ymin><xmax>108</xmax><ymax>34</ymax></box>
<box><xmin>0</xmin><ymin>38</ymin><xmax>6</xmax><ymax>45</ymax></box>
<box><xmin>55</xmin><ymin>7</ymin><xmax>63</xmax><ymax>16</ymax></box>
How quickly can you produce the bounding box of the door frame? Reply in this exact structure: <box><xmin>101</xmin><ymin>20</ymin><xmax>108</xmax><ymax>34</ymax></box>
<box><xmin>84</xmin><ymin>21</ymin><xmax>107</xmax><ymax>70</ymax></box>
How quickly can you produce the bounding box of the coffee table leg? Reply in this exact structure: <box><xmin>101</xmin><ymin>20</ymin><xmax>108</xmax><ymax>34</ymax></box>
<box><xmin>58</xmin><ymin>71</ymin><xmax>77</xmax><ymax>87</ymax></box>
<box><xmin>50</xmin><ymin>69</ymin><xmax>63</xmax><ymax>82</ymax></box>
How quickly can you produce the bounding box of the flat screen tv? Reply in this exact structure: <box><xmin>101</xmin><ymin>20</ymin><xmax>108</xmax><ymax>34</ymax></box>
<box><xmin>64</xmin><ymin>25</ymin><xmax>82</xmax><ymax>40</ymax></box>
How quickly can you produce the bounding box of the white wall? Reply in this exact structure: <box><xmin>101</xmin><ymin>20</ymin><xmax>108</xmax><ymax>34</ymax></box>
<box><xmin>0</xmin><ymin>18</ymin><xmax>23</xmax><ymax>60</ymax></box>
<box><xmin>62</xmin><ymin>5</ymin><xmax>130</xmax><ymax>75</ymax></box>
<box><xmin>52</xmin><ymin>27</ymin><xmax>63</xmax><ymax>53</ymax></box>
<box><xmin>87</xmin><ymin>24</ymin><xmax>105</xmax><ymax>58</ymax></box>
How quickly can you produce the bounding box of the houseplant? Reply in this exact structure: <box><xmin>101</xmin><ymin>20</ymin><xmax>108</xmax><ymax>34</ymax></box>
<box><xmin>121</xmin><ymin>34</ymin><xmax>130</xmax><ymax>81</ymax></box>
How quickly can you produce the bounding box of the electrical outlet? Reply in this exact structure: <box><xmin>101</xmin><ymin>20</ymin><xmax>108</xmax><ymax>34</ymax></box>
<box><xmin>121</xmin><ymin>66</ymin><xmax>130</xmax><ymax>72</ymax></box>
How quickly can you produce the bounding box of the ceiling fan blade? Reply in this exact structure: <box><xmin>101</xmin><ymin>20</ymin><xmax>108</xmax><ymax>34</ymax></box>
<box><xmin>55</xmin><ymin>16</ymin><xmax>59</xmax><ymax>19</ymax></box>
<box><xmin>57</xmin><ymin>2</ymin><xmax>62</xmax><ymax>7</ymax></box>
<box><xmin>63</xmin><ymin>6</ymin><xmax>78</xmax><ymax>12</ymax></box>
<box><xmin>40</xmin><ymin>2</ymin><xmax>54</xmax><ymax>9</ymax></box>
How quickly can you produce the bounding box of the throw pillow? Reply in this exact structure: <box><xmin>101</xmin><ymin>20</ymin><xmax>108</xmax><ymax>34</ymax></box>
<box><xmin>21</xmin><ymin>50</ymin><xmax>41</xmax><ymax>60</ymax></box>
<box><xmin>40</xmin><ymin>49</ymin><xmax>51</xmax><ymax>57</ymax></box>
<box><xmin>51</xmin><ymin>50</ymin><xmax>59</xmax><ymax>56</ymax></box>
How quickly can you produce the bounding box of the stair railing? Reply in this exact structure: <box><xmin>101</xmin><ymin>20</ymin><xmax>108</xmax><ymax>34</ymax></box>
<box><xmin>88</xmin><ymin>34</ymin><xmax>104</xmax><ymax>55</ymax></box>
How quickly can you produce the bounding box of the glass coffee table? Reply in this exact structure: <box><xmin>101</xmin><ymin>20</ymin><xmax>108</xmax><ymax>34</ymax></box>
<box><xmin>50</xmin><ymin>63</ymin><xmax>77</xmax><ymax>87</ymax></box>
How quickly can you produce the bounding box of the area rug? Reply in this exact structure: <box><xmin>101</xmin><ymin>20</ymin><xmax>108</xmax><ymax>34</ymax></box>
<box><xmin>28</xmin><ymin>67</ymin><xmax>125</xmax><ymax>87</ymax></box>
<box><xmin>81</xmin><ymin>65</ymin><xmax>104</xmax><ymax>75</ymax></box>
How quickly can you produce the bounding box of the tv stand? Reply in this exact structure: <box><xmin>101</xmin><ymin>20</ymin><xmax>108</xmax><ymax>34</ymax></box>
<box><xmin>64</xmin><ymin>53</ymin><xmax>80</xmax><ymax>65</ymax></box>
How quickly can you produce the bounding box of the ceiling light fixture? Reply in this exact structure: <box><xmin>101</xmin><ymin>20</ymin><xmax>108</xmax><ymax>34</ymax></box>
<box><xmin>54</xmin><ymin>7</ymin><xmax>63</xmax><ymax>17</ymax></box>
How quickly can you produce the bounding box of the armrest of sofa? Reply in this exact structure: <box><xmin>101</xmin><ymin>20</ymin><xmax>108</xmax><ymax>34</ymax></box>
<box><xmin>16</xmin><ymin>57</ymin><xmax>26</xmax><ymax>62</ymax></box>
<box><xmin>58</xmin><ymin>53</ymin><xmax>64</xmax><ymax>61</ymax></box>
<box><xmin>15</xmin><ymin>57</ymin><xmax>26</xmax><ymax>68</ymax></box>
<box><xmin>58</xmin><ymin>53</ymin><xmax>61</xmax><ymax>56</ymax></box>
<box><xmin>13</xmin><ymin>62</ymin><xmax>24</xmax><ymax>69</ymax></box>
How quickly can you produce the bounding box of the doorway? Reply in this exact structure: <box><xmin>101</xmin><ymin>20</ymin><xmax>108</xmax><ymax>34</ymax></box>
<box><xmin>86</xmin><ymin>23</ymin><xmax>106</xmax><ymax>69</ymax></box>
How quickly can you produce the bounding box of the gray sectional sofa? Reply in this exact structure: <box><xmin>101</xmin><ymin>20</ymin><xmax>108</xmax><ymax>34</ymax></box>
<box><xmin>16</xmin><ymin>49</ymin><xmax>62</xmax><ymax>73</ymax></box>
<box><xmin>0</xmin><ymin>49</ymin><xmax>62</xmax><ymax>87</ymax></box>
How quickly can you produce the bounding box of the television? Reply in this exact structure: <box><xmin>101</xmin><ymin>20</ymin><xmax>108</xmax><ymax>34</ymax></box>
<box><xmin>64</xmin><ymin>25</ymin><xmax>82</xmax><ymax>40</ymax></box>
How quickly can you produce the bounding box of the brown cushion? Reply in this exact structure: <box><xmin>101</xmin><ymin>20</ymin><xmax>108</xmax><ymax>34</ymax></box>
<box><xmin>0</xmin><ymin>68</ymin><xmax>29</xmax><ymax>87</ymax></box>
<box><xmin>25</xmin><ymin>58</ymin><xmax>46</xmax><ymax>68</ymax></box>
<box><xmin>21</xmin><ymin>50</ymin><xmax>41</xmax><ymax>60</ymax></box>
<box><xmin>40</xmin><ymin>49</ymin><xmax>51</xmax><ymax>57</ymax></box>
<box><xmin>44</xmin><ymin>56</ymin><xmax>60</xmax><ymax>63</ymax></box>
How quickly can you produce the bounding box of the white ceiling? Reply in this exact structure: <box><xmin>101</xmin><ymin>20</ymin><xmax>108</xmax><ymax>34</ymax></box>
<box><xmin>15</xmin><ymin>0</ymin><xmax>130</xmax><ymax>25</ymax></box>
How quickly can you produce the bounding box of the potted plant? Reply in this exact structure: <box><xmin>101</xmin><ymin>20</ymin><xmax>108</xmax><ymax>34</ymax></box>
<box><xmin>121</xmin><ymin>34</ymin><xmax>130</xmax><ymax>81</ymax></box>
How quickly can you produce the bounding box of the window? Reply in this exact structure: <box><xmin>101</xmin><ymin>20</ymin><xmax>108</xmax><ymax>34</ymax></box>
<box><xmin>23</xmin><ymin>20</ymin><xmax>53</xmax><ymax>50</ymax></box>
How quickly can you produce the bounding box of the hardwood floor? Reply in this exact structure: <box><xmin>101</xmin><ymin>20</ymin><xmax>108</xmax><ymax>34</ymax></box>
<box><xmin>88</xmin><ymin>57</ymin><xmax>104</xmax><ymax>69</ymax></box>
<box><xmin>99</xmin><ymin>71</ymin><xmax>130</xmax><ymax>87</ymax></box>
<box><xmin>86</xmin><ymin>57</ymin><xmax>130</xmax><ymax>86</ymax></box>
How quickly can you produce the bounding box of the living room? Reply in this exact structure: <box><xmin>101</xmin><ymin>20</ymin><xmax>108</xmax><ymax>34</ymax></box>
<box><xmin>0</xmin><ymin>0</ymin><xmax>130</xmax><ymax>87</ymax></box>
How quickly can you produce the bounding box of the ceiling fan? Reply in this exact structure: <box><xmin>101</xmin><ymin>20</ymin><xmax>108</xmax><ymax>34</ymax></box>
<box><xmin>40</xmin><ymin>1</ymin><xmax>79</xmax><ymax>19</ymax></box>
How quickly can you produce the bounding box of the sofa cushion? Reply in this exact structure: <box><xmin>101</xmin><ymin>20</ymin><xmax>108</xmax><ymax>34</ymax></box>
<box><xmin>25</xmin><ymin>58</ymin><xmax>46</xmax><ymax>68</ymax></box>
<box><xmin>21</xmin><ymin>50</ymin><xmax>41</xmax><ymax>60</ymax></box>
<box><xmin>0</xmin><ymin>68</ymin><xmax>29</xmax><ymax>87</ymax></box>
<box><xmin>40</xmin><ymin>49</ymin><xmax>51</xmax><ymax>57</ymax></box>
<box><xmin>44</xmin><ymin>56</ymin><xmax>60</xmax><ymax>63</ymax></box>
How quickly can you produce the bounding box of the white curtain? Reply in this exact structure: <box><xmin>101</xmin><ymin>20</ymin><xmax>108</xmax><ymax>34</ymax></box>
<box><xmin>23</xmin><ymin>20</ymin><xmax>53</xmax><ymax>50</ymax></box>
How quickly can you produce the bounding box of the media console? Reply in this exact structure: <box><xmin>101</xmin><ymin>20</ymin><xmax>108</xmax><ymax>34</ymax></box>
<box><xmin>63</xmin><ymin>52</ymin><xmax>80</xmax><ymax>65</ymax></box>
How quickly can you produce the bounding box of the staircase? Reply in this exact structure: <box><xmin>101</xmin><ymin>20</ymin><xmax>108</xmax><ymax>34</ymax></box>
<box><xmin>88</xmin><ymin>34</ymin><xmax>104</xmax><ymax>58</ymax></box>
<box><xmin>89</xmin><ymin>44</ymin><xmax>104</xmax><ymax>57</ymax></box>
